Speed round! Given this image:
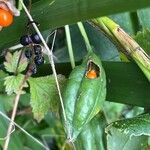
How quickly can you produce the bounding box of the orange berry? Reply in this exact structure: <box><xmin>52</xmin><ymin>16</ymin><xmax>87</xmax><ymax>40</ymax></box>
<box><xmin>86</xmin><ymin>70</ymin><xmax>97</xmax><ymax>79</ymax></box>
<box><xmin>0</xmin><ymin>9</ymin><xmax>13</xmax><ymax>27</ymax></box>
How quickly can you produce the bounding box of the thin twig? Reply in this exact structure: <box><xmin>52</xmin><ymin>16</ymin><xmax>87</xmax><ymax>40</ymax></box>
<box><xmin>50</xmin><ymin>30</ymin><xmax>57</xmax><ymax>52</ymax></box>
<box><xmin>0</xmin><ymin>111</ymin><xmax>49</xmax><ymax>150</ymax></box>
<box><xmin>45</xmin><ymin>30</ymin><xmax>56</xmax><ymax>44</ymax></box>
<box><xmin>19</xmin><ymin>0</ymin><xmax>70</xmax><ymax>139</ymax></box>
<box><xmin>3</xmin><ymin>71</ymin><xmax>31</xmax><ymax>150</ymax></box>
<box><xmin>0</xmin><ymin>123</ymin><xmax>15</xmax><ymax>140</ymax></box>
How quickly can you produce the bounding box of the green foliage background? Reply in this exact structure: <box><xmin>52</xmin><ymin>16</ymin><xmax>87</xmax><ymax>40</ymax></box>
<box><xmin>0</xmin><ymin>0</ymin><xmax>150</xmax><ymax>149</ymax></box>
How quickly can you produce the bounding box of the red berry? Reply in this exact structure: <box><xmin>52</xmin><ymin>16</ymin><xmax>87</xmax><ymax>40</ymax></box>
<box><xmin>0</xmin><ymin>9</ymin><xmax>13</xmax><ymax>27</ymax></box>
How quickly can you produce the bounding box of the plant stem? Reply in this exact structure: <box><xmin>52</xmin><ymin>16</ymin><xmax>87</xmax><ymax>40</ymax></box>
<box><xmin>91</xmin><ymin>17</ymin><xmax>150</xmax><ymax>81</ymax></box>
<box><xmin>3</xmin><ymin>92</ymin><xmax>22</xmax><ymax>150</ymax></box>
<box><xmin>77</xmin><ymin>22</ymin><xmax>92</xmax><ymax>53</ymax></box>
<box><xmin>65</xmin><ymin>25</ymin><xmax>75</xmax><ymax>69</ymax></box>
<box><xmin>3</xmin><ymin>71</ymin><xmax>31</xmax><ymax>150</ymax></box>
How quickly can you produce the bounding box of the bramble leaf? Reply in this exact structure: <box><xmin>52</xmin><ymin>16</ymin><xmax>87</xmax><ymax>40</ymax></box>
<box><xmin>0</xmin><ymin>71</ymin><xmax>8</xmax><ymax>93</ymax></box>
<box><xmin>4</xmin><ymin>74</ymin><xmax>28</xmax><ymax>95</ymax></box>
<box><xmin>4</xmin><ymin>51</ymin><xmax>28</xmax><ymax>73</ymax></box>
<box><xmin>28</xmin><ymin>75</ymin><xmax>66</xmax><ymax>122</ymax></box>
<box><xmin>0</xmin><ymin>71</ymin><xmax>14</xmax><ymax>111</ymax></box>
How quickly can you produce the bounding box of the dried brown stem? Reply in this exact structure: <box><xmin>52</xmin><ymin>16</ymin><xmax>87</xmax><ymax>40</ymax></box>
<box><xmin>3</xmin><ymin>70</ymin><xmax>31</xmax><ymax>150</ymax></box>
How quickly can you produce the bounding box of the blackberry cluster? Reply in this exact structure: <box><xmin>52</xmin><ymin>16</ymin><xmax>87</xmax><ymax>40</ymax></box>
<box><xmin>20</xmin><ymin>33</ymin><xmax>42</xmax><ymax>46</ymax></box>
<box><xmin>20</xmin><ymin>33</ymin><xmax>44</xmax><ymax>74</ymax></box>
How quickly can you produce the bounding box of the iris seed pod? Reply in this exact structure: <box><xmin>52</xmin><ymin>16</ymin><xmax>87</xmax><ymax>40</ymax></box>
<box><xmin>61</xmin><ymin>52</ymin><xmax>106</xmax><ymax>141</ymax></box>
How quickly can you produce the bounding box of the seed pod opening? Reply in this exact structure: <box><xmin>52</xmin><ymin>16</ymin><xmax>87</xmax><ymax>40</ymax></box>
<box><xmin>86</xmin><ymin>61</ymin><xmax>100</xmax><ymax>79</ymax></box>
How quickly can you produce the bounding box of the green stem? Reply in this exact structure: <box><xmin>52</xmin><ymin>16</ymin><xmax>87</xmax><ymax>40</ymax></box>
<box><xmin>91</xmin><ymin>17</ymin><xmax>150</xmax><ymax>81</ymax></box>
<box><xmin>77</xmin><ymin>22</ymin><xmax>92</xmax><ymax>53</ymax></box>
<box><xmin>65</xmin><ymin>25</ymin><xmax>75</xmax><ymax>69</ymax></box>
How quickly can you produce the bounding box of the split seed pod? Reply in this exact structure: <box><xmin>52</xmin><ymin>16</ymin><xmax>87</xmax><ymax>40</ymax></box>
<box><xmin>61</xmin><ymin>52</ymin><xmax>106</xmax><ymax>141</ymax></box>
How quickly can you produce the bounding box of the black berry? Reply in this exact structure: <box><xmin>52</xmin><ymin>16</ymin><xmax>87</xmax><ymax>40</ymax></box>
<box><xmin>30</xmin><ymin>65</ymin><xmax>37</xmax><ymax>74</ymax></box>
<box><xmin>31</xmin><ymin>33</ymin><xmax>41</xmax><ymax>44</ymax></box>
<box><xmin>25</xmin><ymin>49</ymin><xmax>32</xmax><ymax>59</ymax></box>
<box><xmin>34</xmin><ymin>55</ymin><xmax>44</xmax><ymax>65</ymax></box>
<box><xmin>20</xmin><ymin>35</ymin><xmax>32</xmax><ymax>46</ymax></box>
<box><xmin>33</xmin><ymin>45</ymin><xmax>42</xmax><ymax>55</ymax></box>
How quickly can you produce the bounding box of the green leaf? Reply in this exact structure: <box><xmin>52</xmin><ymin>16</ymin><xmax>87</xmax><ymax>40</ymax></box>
<box><xmin>106</xmin><ymin>113</ymin><xmax>150</xmax><ymax>137</ymax></box>
<box><xmin>107</xmin><ymin>128</ymin><xmax>148</xmax><ymax>150</ymax></box>
<box><xmin>4</xmin><ymin>74</ymin><xmax>28</xmax><ymax>95</ymax></box>
<box><xmin>1</xmin><ymin>0</ymin><xmax>150</xmax><ymax>49</ymax></box>
<box><xmin>134</xmin><ymin>28</ymin><xmax>150</xmax><ymax>55</ymax></box>
<box><xmin>4</xmin><ymin>51</ymin><xmax>28</xmax><ymax>74</ymax></box>
<box><xmin>0</xmin><ymin>95</ymin><xmax>15</xmax><ymax>112</ymax></box>
<box><xmin>0</xmin><ymin>70</ymin><xmax>14</xmax><ymax>112</ymax></box>
<box><xmin>104</xmin><ymin>102</ymin><xmax>125</xmax><ymax>122</ymax></box>
<box><xmin>43</xmin><ymin>113</ymin><xmax>66</xmax><ymax>149</ymax></box>
<box><xmin>28</xmin><ymin>75</ymin><xmax>66</xmax><ymax>122</ymax></box>
<box><xmin>137</xmin><ymin>8</ymin><xmax>150</xmax><ymax>29</ymax></box>
<box><xmin>75</xmin><ymin>112</ymin><xmax>107</xmax><ymax>150</ymax></box>
<box><xmin>0</xmin><ymin>71</ymin><xmax>8</xmax><ymax>93</ymax></box>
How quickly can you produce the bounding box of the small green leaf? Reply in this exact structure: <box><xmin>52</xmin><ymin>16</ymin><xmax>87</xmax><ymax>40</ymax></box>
<box><xmin>28</xmin><ymin>75</ymin><xmax>66</xmax><ymax>122</ymax></box>
<box><xmin>4</xmin><ymin>74</ymin><xmax>28</xmax><ymax>95</ymax></box>
<box><xmin>106</xmin><ymin>113</ymin><xmax>150</xmax><ymax>137</ymax></box>
<box><xmin>0</xmin><ymin>71</ymin><xmax>8</xmax><ymax>93</ymax></box>
<box><xmin>4</xmin><ymin>51</ymin><xmax>28</xmax><ymax>73</ymax></box>
<box><xmin>134</xmin><ymin>28</ymin><xmax>150</xmax><ymax>55</ymax></box>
